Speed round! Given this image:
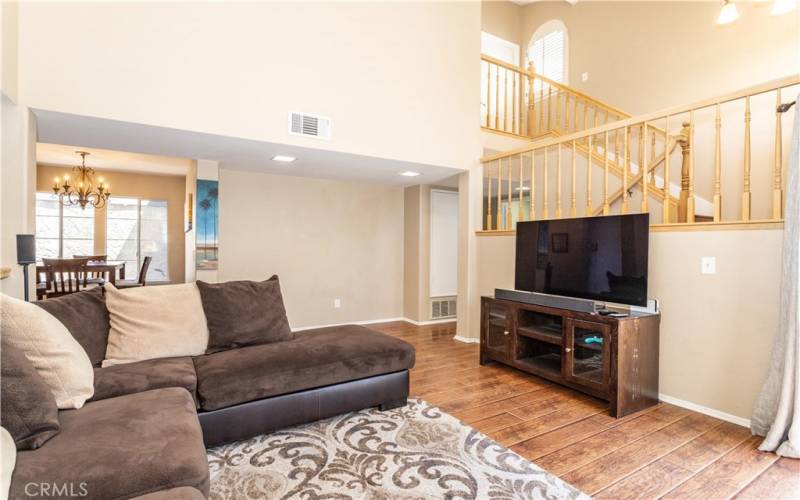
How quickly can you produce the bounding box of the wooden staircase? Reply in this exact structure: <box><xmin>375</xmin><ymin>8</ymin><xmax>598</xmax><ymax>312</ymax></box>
<box><xmin>479</xmin><ymin>54</ymin><xmax>797</xmax><ymax>231</ymax></box>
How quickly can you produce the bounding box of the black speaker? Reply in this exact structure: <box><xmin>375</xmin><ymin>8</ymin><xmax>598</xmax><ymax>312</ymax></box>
<box><xmin>16</xmin><ymin>234</ymin><xmax>35</xmax><ymax>264</ymax></box>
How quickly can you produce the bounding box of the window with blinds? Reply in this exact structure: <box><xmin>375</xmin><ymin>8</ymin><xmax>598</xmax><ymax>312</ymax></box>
<box><xmin>528</xmin><ymin>21</ymin><xmax>568</xmax><ymax>89</ymax></box>
<box><xmin>35</xmin><ymin>192</ymin><xmax>95</xmax><ymax>260</ymax></box>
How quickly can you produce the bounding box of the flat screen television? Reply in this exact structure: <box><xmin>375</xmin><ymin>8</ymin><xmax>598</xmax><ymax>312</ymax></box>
<box><xmin>515</xmin><ymin>214</ymin><xmax>649</xmax><ymax>306</ymax></box>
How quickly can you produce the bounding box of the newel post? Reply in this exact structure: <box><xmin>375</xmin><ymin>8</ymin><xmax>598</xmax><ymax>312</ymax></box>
<box><xmin>527</xmin><ymin>61</ymin><xmax>536</xmax><ymax>137</ymax></box>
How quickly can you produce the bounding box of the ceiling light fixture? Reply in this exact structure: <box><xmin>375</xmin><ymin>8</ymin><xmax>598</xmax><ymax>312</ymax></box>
<box><xmin>271</xmin><ymin>155</ymin><xmax>296</xmax><ymax>163</ymax></box>
<box><xmin>771</xmin><ymin>0</ymin><xmax>797</xmax><ymax>15</ymax></box>
<box><xmin>717</xmin><ymin>0</ymin><xmax>739</xmax><ymax>25</ymax></box>
<box><xmin>52</xmin><ymin>151</ymin><xmax>110</xmax><ymax>210</ymax></box>
<box><xmin>515</xmin><ymin>186</ymin><xmax>531</xmax><ymax>192</ymax></box>
<box><xmin>399</xmin><ymin>171</ymin><xmax>421</xmax><ymax>177</ymax></box>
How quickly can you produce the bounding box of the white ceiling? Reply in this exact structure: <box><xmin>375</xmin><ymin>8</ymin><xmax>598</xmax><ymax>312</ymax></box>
<box><xmin>34</xmin><ymin>110</ymin><xmax>463</xmax><ymax>186</ymax></box>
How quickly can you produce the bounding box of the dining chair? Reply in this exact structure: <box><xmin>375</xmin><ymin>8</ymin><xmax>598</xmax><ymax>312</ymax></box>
<box><xmin>40</xmin><ymin>258</ymin><xmax>91</xmax><ymax>299</ymax></box>
<box><xmin>116</xmin><ymin>256</ymin><xmax>152</xmax><ymax>289</ymax></box>
<box><xmin>74</xmin><ymin>254</ymin><xmax>109</xmax><ymax>284</ymax></box>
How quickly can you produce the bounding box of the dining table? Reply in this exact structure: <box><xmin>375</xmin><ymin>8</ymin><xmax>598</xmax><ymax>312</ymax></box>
<box><xmin>36</xmin><ymin>260</ymin><xmax>127</xmax><ymax>285</ymax></box>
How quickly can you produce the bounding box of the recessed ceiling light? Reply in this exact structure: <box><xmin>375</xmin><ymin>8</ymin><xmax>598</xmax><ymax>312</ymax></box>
<box><xmin>399</xmin><ymin>171</ymin><xmax>421</xmax><ymax>177</ymax></box>
<box><xmin>271</xmin><ymin>155</ymin><xmax>296</xmax><ymax>163</ymax></box>
<box><xmin>717</xmin><ymin>0</ymin><xmax>739</xmax><ymax>25</ymax></box>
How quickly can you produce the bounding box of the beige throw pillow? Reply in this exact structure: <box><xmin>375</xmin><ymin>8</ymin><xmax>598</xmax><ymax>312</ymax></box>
<box><xmin>0</xmin><ymin>427</ymin><xmax>14</xmax><ymax>500</ymax></box>
<box><xmin>0</xmin><ymin>294</ymin><xmax>94</xmax><ymax>409</ymax></box>
<box><xmin>103</xmin><ymin>283</ymin><xmax>209</xmax><ymax>367</ymax></box>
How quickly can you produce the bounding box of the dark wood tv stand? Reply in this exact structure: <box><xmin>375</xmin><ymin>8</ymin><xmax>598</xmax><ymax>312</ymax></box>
<box><xmin>480</xmin><ymin>295</ymin><xmax>660</xmax><ymax>418</ymax></box>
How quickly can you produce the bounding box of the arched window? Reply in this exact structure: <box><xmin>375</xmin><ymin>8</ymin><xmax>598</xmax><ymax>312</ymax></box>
<box><xmin>528</xmin><ymin>20</ymin><xmax>568</xmax><ymax>84</ymax></box>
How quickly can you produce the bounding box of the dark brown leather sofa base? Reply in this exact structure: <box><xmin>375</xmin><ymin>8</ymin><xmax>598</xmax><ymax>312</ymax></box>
<box><xmin>198</xmin><ymin>370</ymin><xmax>409</xmax><ymax>447</ymax></box>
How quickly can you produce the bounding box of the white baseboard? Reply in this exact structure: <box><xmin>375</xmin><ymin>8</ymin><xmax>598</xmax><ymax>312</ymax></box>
<box><xmin>292</xmin><ymin>317</ymin><xmax>405</xmax><ymax>332</ymax></box>
<box><xmin>453</xmin><ymin>335</ymin><xmax>480</xmax><ymax>344</ymax></box>
<box><xmin>659</xmin><ymin>393</ymin><xmax>750</xmax><ymax>428</ymax></box>
<box><xmin>402</xmin><ymin>317</ymin><xmax>457</xmax><ymax>326</ymax></box>
<box><xmin>292</xmin><ymin>317</ymin><xmax>457</xmax><ymax>332</ymax></box>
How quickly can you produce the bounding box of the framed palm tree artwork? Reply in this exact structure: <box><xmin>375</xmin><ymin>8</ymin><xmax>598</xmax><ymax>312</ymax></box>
<box><xmin>196</xmin><ymin>179</ymin><xmax>219</xmax><ymax>270</ymax></box>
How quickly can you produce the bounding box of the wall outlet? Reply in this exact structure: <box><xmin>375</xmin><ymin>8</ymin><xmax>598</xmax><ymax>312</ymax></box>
<box><xmin>334</xmin><ymin>298</ymin><xmax>342</xmax><ymax>309</ymax></box>
<box><xmin>581</xmin><ymin>72</ymin><xmax>589</xmax><ymax>82</ymax></box>
<box><xmin>701</xmin><ymin>256</ymin><xmax>716</xmax><ymax>275</ymax></box>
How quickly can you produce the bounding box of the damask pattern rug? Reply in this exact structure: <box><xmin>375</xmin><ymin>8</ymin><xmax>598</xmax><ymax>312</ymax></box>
<box><xmin>207</xmin><ymin>398</ymin><xmax>588</xmax><ymax>499</ymax></box>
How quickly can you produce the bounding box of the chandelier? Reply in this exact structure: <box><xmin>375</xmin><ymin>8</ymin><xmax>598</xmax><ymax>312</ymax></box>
<box><xmin>52</xmin><ymin>151</ymin><xmax>111</xmax><ymax>210</ymax></box>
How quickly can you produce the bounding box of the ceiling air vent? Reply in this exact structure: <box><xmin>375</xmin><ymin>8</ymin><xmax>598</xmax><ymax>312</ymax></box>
<box><xmin>289</xmin><ymin>111</ymin><xmax>331</xmax><ymax>140</ymax></box>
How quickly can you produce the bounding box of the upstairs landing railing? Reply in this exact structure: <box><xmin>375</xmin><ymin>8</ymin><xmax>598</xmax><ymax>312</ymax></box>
<box><xmin>479</xmin><ymin>75</ymin><xmax>799</xmax><ymax>232</ymax></box>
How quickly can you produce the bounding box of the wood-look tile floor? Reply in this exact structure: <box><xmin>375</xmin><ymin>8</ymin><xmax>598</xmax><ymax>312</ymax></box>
<box><xmin>372</xmin><ymin>321</ymin><xmax>800</xmax><ymax>500</ymax></box>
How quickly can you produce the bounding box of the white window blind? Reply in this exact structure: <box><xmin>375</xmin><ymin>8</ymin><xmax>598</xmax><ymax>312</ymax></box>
<box><xmin>529</xmin><ymin>28</ymin><xmax>566</xmax><ymax>84</ymax></box>
<box><xmin>35</xmin><ymin>192</ymin><xmax>95</xmax><ymax>260</ymax></box>
<box><xmin>106</xmin><ymin>196</ymin><xmax>169</xmax><ymax>282</ymax></box>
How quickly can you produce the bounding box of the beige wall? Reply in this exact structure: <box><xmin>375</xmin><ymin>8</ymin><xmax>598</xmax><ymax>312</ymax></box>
<box><xmin>481</xmin><ymin>0</ymin><xmax>523</xmax><ymax>63</ymax></box>
<box><xmin>1</xmin><ymin>96</ymin><xmax>36</xmax><ymax>299</ymax></box>
<box><xmin>17</xmin><ymin>1</ymin><xmax>482</xmax><ymax>171</ymax></box>
<box><xmin>520</xmin><ymin>1</ymin><xmax>798</xmax><ymax>114</ymax></box>
<box><xmin>474</xmin><ymin>228</ymin><xmax>783</xmax><ymax>421</ymax></box>
<box><xmin>218</xmin><ymin>169</ymin><xmax>404</xmax><ymax>329</ymax></box>
<box><xmin>404</xmin><ymin>186</ymin><xmax>422</xmax><ymax>321</ymax></box>
<box><xmin>36</xmin><ymin>165</ymin><xmax>186</xmax><ymax>284</ymax></box>
<box><xmin>1</xmin><ymin>1</ymin><xmax>18</xmax><ymax>102</ymax></box>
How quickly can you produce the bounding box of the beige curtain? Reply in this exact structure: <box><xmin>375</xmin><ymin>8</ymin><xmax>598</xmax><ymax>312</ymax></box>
<box><xmin>750</xmin><ymin>93</ymin><xmax>800</xmax><ymax>457</ymax></box>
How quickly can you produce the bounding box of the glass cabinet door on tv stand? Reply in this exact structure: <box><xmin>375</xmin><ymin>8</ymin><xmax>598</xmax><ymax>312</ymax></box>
<box><xmin>564</xmin><ymin>319</ymin><xmax>611</xmax><ymax>393</ymax></box>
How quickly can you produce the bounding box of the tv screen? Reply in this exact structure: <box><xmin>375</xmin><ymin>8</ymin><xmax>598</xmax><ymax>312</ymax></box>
<box><xmin>515</xmin><ymin>214</ymin><xmax>649</xmax><ymax>306</ymax></box>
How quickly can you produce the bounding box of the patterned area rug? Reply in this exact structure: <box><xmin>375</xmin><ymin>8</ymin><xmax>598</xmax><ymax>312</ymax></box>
<box><xmin>207</xmin><ymin>398</ymin><xmax>589</xmax><ymax>499</ymax></box>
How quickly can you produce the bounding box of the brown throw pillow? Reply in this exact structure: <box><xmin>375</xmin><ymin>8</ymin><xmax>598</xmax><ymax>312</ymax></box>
<box><xmin>1</xmin><ymin>342</ymin><xmax>60</xmax><ymax>450</ymax></box>
<box><xmin>197</xmin><ymin>276</ymin><xmax>292</xmax><ymax>353</ymax></box>
<box><xmin>35</xmin><ymin>287</ymin><xmax>110</xmax><ymax>367</ymax></box>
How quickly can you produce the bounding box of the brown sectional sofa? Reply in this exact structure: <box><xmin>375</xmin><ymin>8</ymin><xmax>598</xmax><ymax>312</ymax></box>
<box><xmin>6</xmin><ymin>288</ymin><xmax>415</xmax><ymax>499</ymax></box>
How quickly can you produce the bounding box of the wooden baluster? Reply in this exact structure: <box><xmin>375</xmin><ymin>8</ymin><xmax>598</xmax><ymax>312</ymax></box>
<box><xmin>486</xmin><ymin>162</ymin><xmax>493</xmax><ymax>230</ymax></box>
<box><xmin>529</xmin><ymin>151</ymin><xmax>536</xmax><ymax>220</ymax></box>
<box><xmin>556</xmin><ymin>91</ymin><xmax>562</xmax><ymax>132</ymax></box>
<box><xmin>593</xmin><ymin>109</ymin><xmax>599</xmax><ymax>153</ymax></box>
<box><xmin>538</xmin><ymin>78</ymin><xmax>545</xmax><ymax>132</ymax></box>
<box><xmin>622</xmin><ymin>127</ymin><xmax>629</xmax><ymax>214</ymax></box>
<box><xmin>663</xmin><ymin>115</ymin><xmax>672</xmax><ymax>223</ymax></box>
<box><xmin>603</xmin><ymin>131</ymin><xmax>610</xmax><ymax>215</ymax></box>
<box><xmin>530</xmin><ymin>150</ymin><xmax>536</xmax><ymax>220</ymax></box>
<box><xmin>614</xmin><ymin>127</ymin><xmax>621</xmax><ymax>170</ymax></box>
<box><xmin>677</xmin><ymin>121</ymin><xmax>691</xmax><ymax>222</ymax></box>
<box><xmin>586</xmin><ymin>134</ymin><xmax>593</xmax><ymax>215</ymax></box>
<box><xmin>512</xmin><ymin>72</ymin><xmax>518</xmax><ymax>135</ymax></box>
<box><xmin>641</xmin><ymin>122</ymin><xmax>649</xmax><ymax>213</ymax></box>
<box><xmin>506</xmin><ymin>157</ymin><xmax>513</xmax><ymax>229</ymax></box>
<box><xmin>742</xmin><ymin>97</ymin><xmax>751</xmax><ymax>221</ymax></box>
<box><xmin>556</xmin><ymin>143</ymin><xmax>563</xmax><ymax>218</ymax></box>
<box><xmin>650</xmin><ymin>130</ymin><xmax>657</xmax><ymax>187</ymax></box>
<box><xmin>713</xmin><ymin>105</ymin><xmax>722</xmax><ymax>222</ymax></box>
<box><xmin>503</xmin><ymin>69</ymin><xmax>509</xmax><ymax>132</ymax></box>
<box><xmin>687</xmin><ymin>112</ymin><xmax>696</xmax><ymax>222</ymax></box>
<box><xmin>496</xmin><ymin>157</ymin><xmax>503</xmax><ymax>230</ymax></box>
<box><xmin>604</xmin><ymin>109</ymin><xmax>609</xmax><ymax>126</ymax></box>
<box><xmin>571</xmin><ymin>140</ymin><xmax>577</xmax><ymax>217</ymax></box>
<box><xmin>547</xmin><ymin>86</ymin><xmax>553</xmax><ymax>132</ymax></box>
<box><xmin>527</xmin><ymin>62</ymin><xmax>536</xmax><ymax>136</ymax></box>
<box><xmin>572</xmin><ymin>96</ymin><xmax>578</xmax><ymax>133</ymax></box>
<box><xmin>494</xmin><ymin>64</ymin><xmax>500</xmax><ymax>130</ymax></box>
<box><xmin>543</xmin><ymin>146</ymin><xmax>549</xmax><ymax>219</ymax></box>
<box><xmin>773</xmin><ymin>89</ymin><xmax>783</xmax><ymax>219</ymax></box>
<box><xmin>583</xmin><ymin>101</ymin><xmax>588</xmax><ymax>137</ymax></box>
<box><xmin>518</xmin><ymin>154</ymin><xmax>524</xmax><ymax>221</ymax></box>
<box><xmin>485</xmin><ymin>62</ymin><xmax>491</xmax><ymax>128</ymax></box>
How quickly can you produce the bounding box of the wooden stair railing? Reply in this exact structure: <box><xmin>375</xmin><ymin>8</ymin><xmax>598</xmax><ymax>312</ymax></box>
<box><xmin>480</xmin><ymin>75</ymin><xmax>800</xmax><ymax>231</ymax></box>
<box><xmin>481</xmin><ymin>54</ymin><xmax>669</xmax><ymax>142</ymax></box>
